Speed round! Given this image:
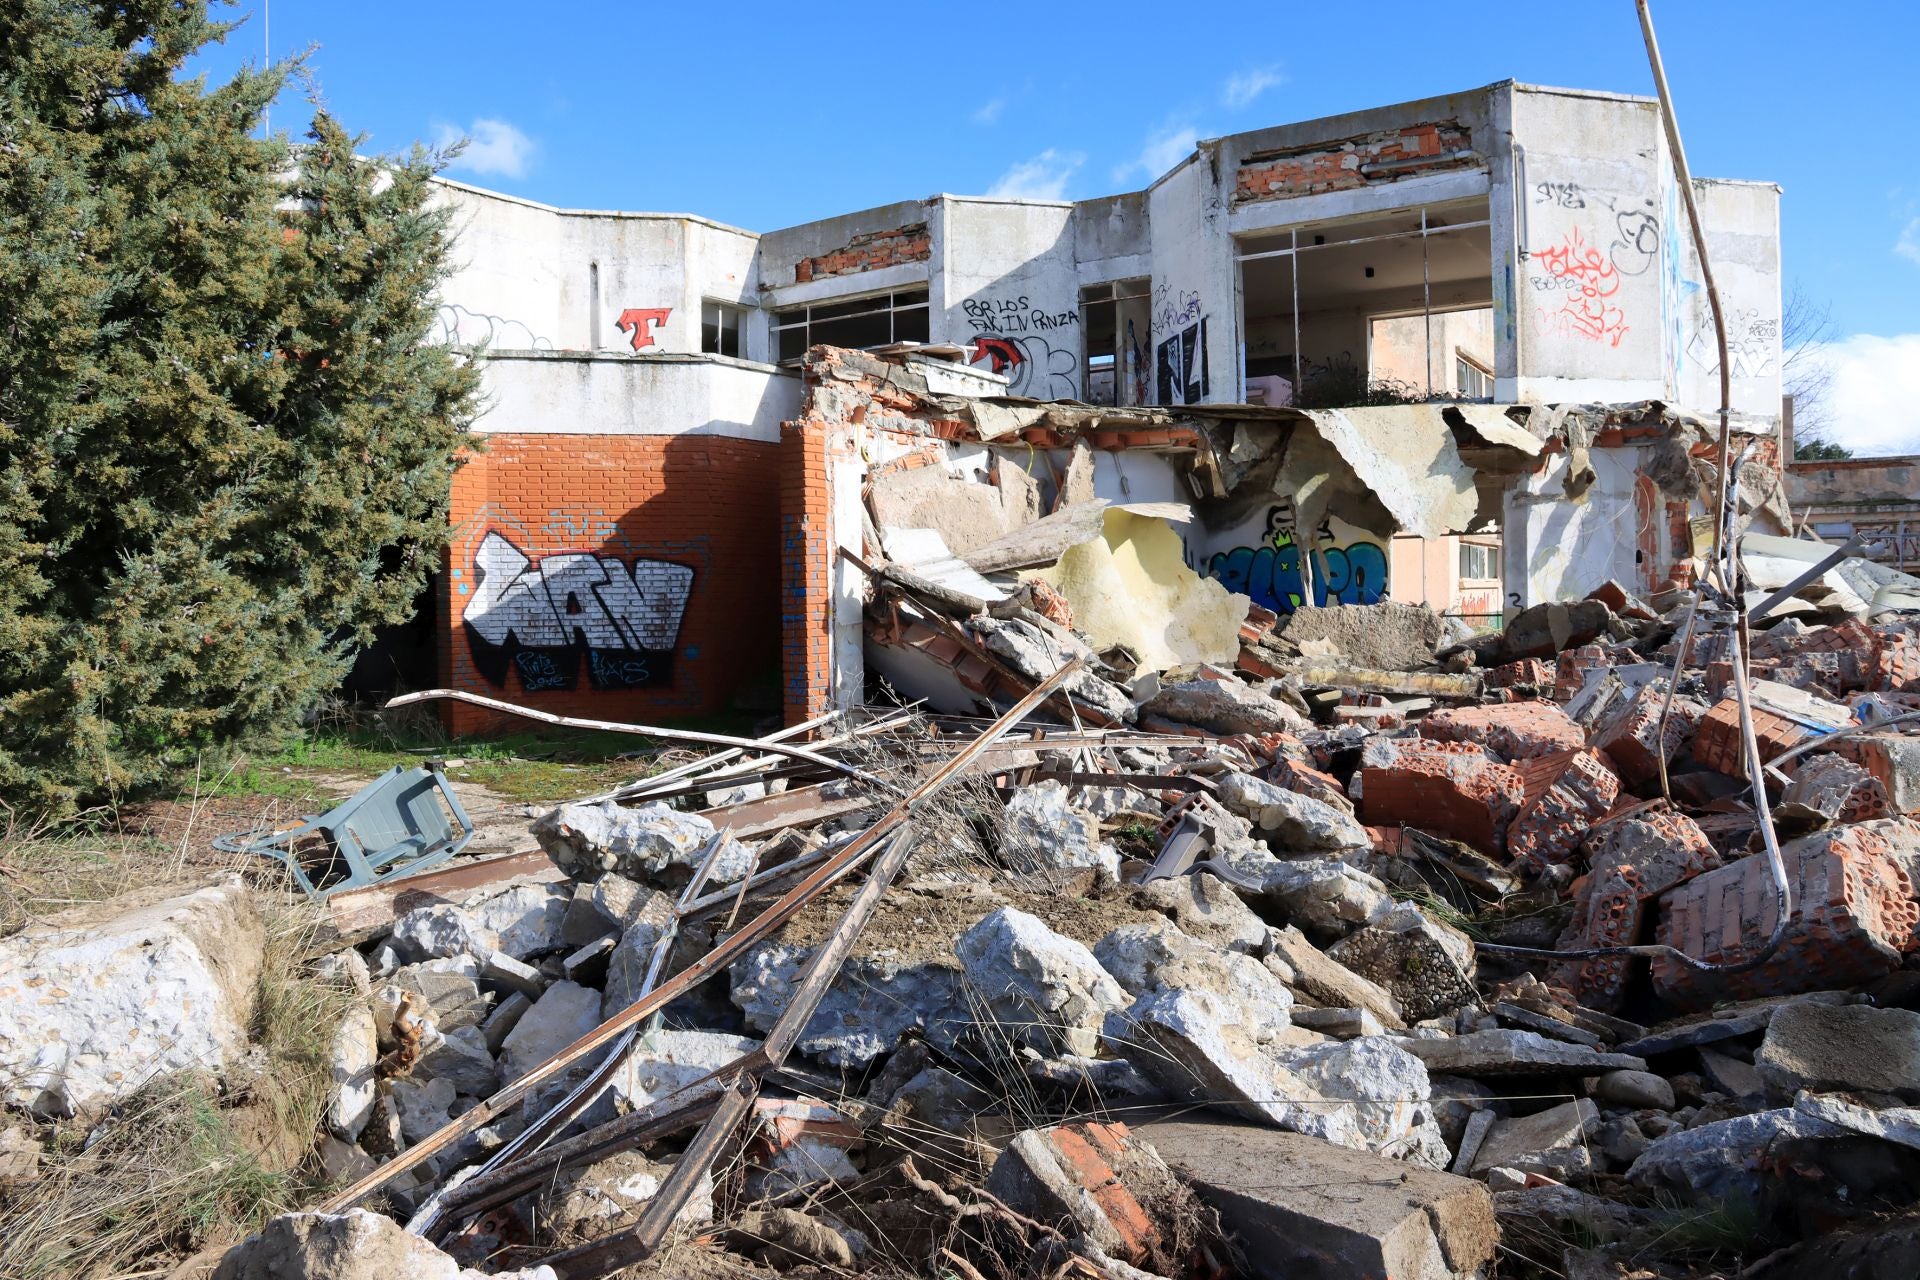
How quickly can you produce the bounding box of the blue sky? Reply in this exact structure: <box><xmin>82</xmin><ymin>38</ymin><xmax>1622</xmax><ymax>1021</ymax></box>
<box><xmin>192</xmin><ymin>0</ymin><xmax>1920</xmax><ymax>450</ymax></box>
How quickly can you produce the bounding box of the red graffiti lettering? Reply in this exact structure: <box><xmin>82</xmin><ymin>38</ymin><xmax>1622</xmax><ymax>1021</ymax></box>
<box><xmin>615</xmin><ymin>307</ymin><xmax>672</xmax><ymax>351</ymax></box>
<box><xmin>969</xmin><ymin>335</ymin><xmax>1026</xmax><ymax>378</ymax></box>
<box><xmin>1530</xmin><ymin>227</ymin><xmax>1630</xmax><ymax>347</ymax></box>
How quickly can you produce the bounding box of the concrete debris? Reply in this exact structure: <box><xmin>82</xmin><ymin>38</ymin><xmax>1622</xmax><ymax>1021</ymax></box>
<box><xmin>213</xmin><ymin>1209</ymin><xmax>557</xmax><ymax>1279</ymax></box>
<box><xmin>956</xmin><ymin>908</ymin><xmax>1128</xmax><ymax>1057</ymax></box>
<box><xmin>1142</xmin><ymin>1117</ymin><xmax>1496</xmax><ymax>1280</ymax></box>
<box><xmin>1001</xmin><ymin>780</ymin><xmax>1121</xmax><ymax>876</ymax></box>
<box><xmin>531</xmin><ymin>800</ymin><xmax>753</xmax><ymax>885</ymax></box>
<box><xmin>1754</xmin><ymin>1000</ymin><xmax>1920</xmax><ymax>1100</ymax></box>
<box><xmin>79</xmin><ymin>559</ymin><xmax>1920</xmax><ymax>1276</ymax></box>
<box><xmin>0</xmin><ymin>877</ymin><xmax>265</xmax><ymax>1117</ymax></box>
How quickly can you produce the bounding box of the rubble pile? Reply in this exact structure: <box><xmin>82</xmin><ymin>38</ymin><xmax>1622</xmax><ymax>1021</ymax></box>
<box><xmin>17</xmin><ymin>570</ymin><xmax>1920</xmax><ymax>1279</ymax></box>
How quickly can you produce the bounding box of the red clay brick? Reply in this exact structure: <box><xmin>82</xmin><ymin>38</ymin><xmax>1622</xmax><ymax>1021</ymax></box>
<box><xmin>1651</xmin><ymin>820</ymin><xmax>1920</xmax><ymax>1010</ymax></box>
<box><xmin>1506</xmin><ymin>749</ymin><xmax>1622</xmax><ymax>871</ymax></box>
<box><xmin>1420</xmin><ymin>700</ymin><xmax>1584</xmax><ymax>762</ymax></box>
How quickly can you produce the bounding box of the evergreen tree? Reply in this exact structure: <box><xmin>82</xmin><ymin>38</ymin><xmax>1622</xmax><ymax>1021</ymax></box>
<box><xmin>0</xmin><ymin>1</ymin><xmax>478</xmax><ymax>809</ymax></box>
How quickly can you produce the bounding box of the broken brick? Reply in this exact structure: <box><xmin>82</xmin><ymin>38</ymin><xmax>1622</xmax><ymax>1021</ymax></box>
<box><xmin>1833</xmin><ymin>732</ymin><xmax>1920</xmax><ymax>814</ymax></box>
<box><xmin>1419</xmin><ymin>700</ymin><xmax>1584</xmax><ymax>762</ymax></box>
<box><xmin>1506</xmin><ymin>749</ymin><xmax>1622</xmax><ymax>871</ymax></box>
<box><xmin>1269</xmin><ymin>757</ymin><xmax>1355</xmax><ymax>815</ymax></box>
<box><xmin>1485</xmin><ymin>658</ymin><xmax>1553</xmax><ymax>690</ymax></box>
<box><xmin>1782</xmin><ymin>752</ymin><xmax>1892</xmax><ymax>825</ymax></box>
<box><xmin>1554</xmin><ymin>864</ymin><xmax>1645</xmax><ymax>1011</ymax></box>
<box><xmin>1592</xmin><ymin>679</ymin><xmax>1705</xmax><ymax>790</ymax></box>
<box><xmin>1652</xmin><ymin>821</ymin><xmax>1920</xmax><ymax>1011</ymax></box>
<box><xmin>1359</xmin><ymin>740</ymin><xmax>1526</xmax><ymax>855</ymax></box>
<box><xmin>1554</xmin><ymin>644</ymin><xmax>1610</xmax><ymax>703</ymax></box>
<box><xmin>1691</xmin><ymin>697</ymin><xmax>1808</xmax><ymax>778</ymax></box>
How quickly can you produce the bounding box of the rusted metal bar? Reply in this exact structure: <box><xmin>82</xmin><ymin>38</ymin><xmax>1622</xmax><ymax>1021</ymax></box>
<box><xmin>321</xmin><ymin>656</ymin><xmax>1085</xmax><ymax>1214</ymax></box>
<box><xmin>542</xmin><ymin>822</ymin><xmax>922</xmax><ymax>1274</ymax></box>
<box><xmin>383</xmin><ymin>688</ymin><xmax>893</xmax><ymax>791</ymax></box>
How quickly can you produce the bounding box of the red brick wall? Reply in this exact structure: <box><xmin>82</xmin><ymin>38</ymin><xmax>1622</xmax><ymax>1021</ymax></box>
<box><xmin>780</xmin><ymin>421</ymin><xmax>835</xmax><ymax>725</ymax></box>
<box><xmin>794</xmin><ymin>224</ymin><xmax>931</xmax><ymax>284</ymax></box>
<box><xmin>1234</xmin><ymin>122</ymin><xmax>1473</xmax><ymax>203</ymax></box>
<box><xmin>441</xmin><ymin>433</ymin><xmax>781</xmax><ymax>735</ymax></box>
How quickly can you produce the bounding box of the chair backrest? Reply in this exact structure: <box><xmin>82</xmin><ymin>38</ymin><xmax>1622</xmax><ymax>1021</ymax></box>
<box><xmin>333</xmin><ymin>767</ymin><xmax>467</xmax><ymax>872</ymax></box>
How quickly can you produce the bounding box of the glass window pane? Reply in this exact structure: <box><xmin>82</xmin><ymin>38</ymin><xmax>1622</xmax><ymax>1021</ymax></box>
<box><xmin>778</xmin><ymin>324</ymin><xmax>810</xmax><ymax>362</ymax></box>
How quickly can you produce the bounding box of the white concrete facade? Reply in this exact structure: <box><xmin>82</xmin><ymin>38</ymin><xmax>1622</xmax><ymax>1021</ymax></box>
<box><xmin>431</xmin><ymin>79</ymin><xmax>1781</xmax><ymax>442</ymax></box>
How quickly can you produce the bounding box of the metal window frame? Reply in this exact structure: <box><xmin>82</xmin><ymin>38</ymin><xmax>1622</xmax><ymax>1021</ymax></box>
<box><xmin>771</xmin><ymin>288</ymin><xmax>931</xmax><ymax>362</ymax></box>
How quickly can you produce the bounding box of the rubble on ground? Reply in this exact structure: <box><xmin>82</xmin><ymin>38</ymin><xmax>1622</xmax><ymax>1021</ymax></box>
<box><xmin>21</xmin><ymin>538</ymin><xmax>1920</xmax><ymax>1280</ymax></box>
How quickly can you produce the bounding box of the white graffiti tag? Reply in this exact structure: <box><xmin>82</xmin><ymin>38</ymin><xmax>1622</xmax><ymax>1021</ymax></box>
<box><xmin>463</xmin><ymin>532</ymin><xmax>693</xmax><ymax>689</ymax></box>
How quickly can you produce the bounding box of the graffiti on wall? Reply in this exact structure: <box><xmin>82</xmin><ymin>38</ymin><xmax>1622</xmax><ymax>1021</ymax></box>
<box><xmin>1203</xmin><ymin>503</ymin><xmax>1388</xmax><ymax>616</ymax></box>
<box><xmin>428</xmin><ymin>304</ymin><xmax>553</xmax><ymax>351</ymax></box>
<box><xmin>969</xmin><ymin>335</ymin><xmax>1078</xmax><ymax>400</ymax></box>
<box><xmin>1156</xmin><ymin>318</ymin><xmax>1209</xmax><ymax>405</ymax></box>
<box><xmin>616</xmin><ymin>308</ymin><xmax>672</xmax><ymax>352</ymax></box>
<box><xmin>1528</xmin><ymin>227</ymin><xmax>1630</xmax><ymax>347</ymax></box>
<box><xmin>461</xmin><ymin>531</ymin><xmax>692</xmax><ymax>692</ymax></box>
<box><xmin>1685</xmin><ymin>306</ymin><xmax>1779</xmax><ymax>377</ymax></box>
<box><xmin>963</xmin><ymin>293</ymin><xmax>1078</xmax><ymax>399</ymax></box>
<box><xmin>1152</xmin><ymin>283</ymin><xmax>1202</xmax><ymax>334</ymax></box>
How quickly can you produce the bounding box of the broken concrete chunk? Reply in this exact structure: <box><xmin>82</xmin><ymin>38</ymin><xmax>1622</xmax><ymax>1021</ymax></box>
<box><xmin>531</xmin><ymin>800</ymin><xmax>753</xmax><ymax>885</ymax></box>
<box><xmin>1094</xmin><ymin>919</ymin><xmax>1294</xmax><ymax>1025</ymax></box>
<box><xmin>955</xmin><ymin>908</ymin><xmax>1127</xmax><ymax>1058</ymax></box>
<box><xmin>418</xmin><ymin>1024</ymin><xmax>498</xmax><ymax>1098</ymax></box>
<box><xmin>391</xmin><ymin>904</ymin><xmax>497</xmax><ymax>963</ymax></box>
<box><xmin>1327</xmin><ymin>907</ymin><xmax>1478</xmax><ymax>1024</ymax></box>
<box><xmin>1220</xmin><ymin>849</ymin><xmax>1395</xmax><ymax>937</ymax></box>
<box><xmin>1216</xmin><ymin>771</ymin><xmax>1371</xmax><ymax>851</ymax></box>
<box><xmin>1277</xmin><ymin>1036</ymin><xmax>1450</xmax><ymax>1165</ymax></box>
<box><xmin>1271</xmin><ymin>601</ymin><xmax>1445</xmax><ymax>672</ymax></box>
<box><xmin>1130</xmin><ymin>871</ymin><xmax>1267</xmax><ymax>952</ymax></box>
<box><xmin>730</xmin><ymin>1207</ymin><xmax>857</xmax><ymax>1271</ymax></box>
<box><xmin>211</xmin><ymin>1207</ymin><xmax>549</xmax><ymax>1280</ymax></box>
<box><xmin>1000</xmin><ymin>780</ymin><xmax>1120</xmax><ymax>877</ymax></box>
<box><xmin>1264</xmin><ymin>925</ymin><xmax>1405</xmax><ymax>1029</ymax></box>
<box><xmin>1401</xmin><ymin>1029</ymin><xmax>1648</xmax><ymax>1078</ymax></box>
<box><xmin>610</xmin><ymin>1029</ymin><xmax>763</xmax><ymax>1111</ymax></box>
<box><xmin>599</xmin><ymin>888</ymin><xmax>678</xmax><ymax>1015</ymax></box>
<box><xmin>1627</xmin><ymin>1107</ymin><xmax>1849</xmax><ymax>1201</ymax></box>
<box><xmin>461</xmin><ymin>882</ymin><xmax>571</xmax><ymax>959</ymax></box>
<box><xmin>327</xmin><ymin>1006</ymin><xmax>380</xmax><ymax>1142</ymax></box>
<box><xmin>0</xmin><ymin>877</ymin><xmax>265</xmax><ymax>1116</ymax></box>
<box><xmin>1469</xmin><ymin>1098</ymin><xmax>1597</xmax><ymax>1177</ymax></box>
<box><xmin>1139</xmin><ymin>677</ymin><xmax>1309</xmax><ymax>736</ymax></box>
<box><xmin>1140</xmin><ymin>1117</ymin><xmax>1497</xmax><ymax>1280</ymax></box>
<box><xmin>730</xmin><ymin>939</ymin><xmax>967</xmax><ymax>1068</ymax></box>
<box><xmin>1755</xmin><ymin>1000</ymin><xmax>1920</xmax><ymax>1101</ymax></box>
<box><xmin>498</xmin><ymin>980</ymin><xmax>601</xmax><ymax>1084</ymax></box>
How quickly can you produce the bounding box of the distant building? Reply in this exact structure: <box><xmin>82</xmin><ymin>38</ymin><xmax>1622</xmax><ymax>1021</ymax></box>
<box><xmin>425</xmin><ymin>80</ymin><xmax>1783</xmax><ymax>726</ymax></box>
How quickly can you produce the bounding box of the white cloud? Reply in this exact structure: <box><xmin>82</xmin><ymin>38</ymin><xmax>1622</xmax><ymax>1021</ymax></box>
<box><xmin>986</xmin><ymin>149</ymin><xmax>1084</xmax><ymax>201</ymax></box>
<box><xmin>1897</xmin><ymin>217</ymin><xmax>1920</xmax><ymax>267</ymax></box>
<box><xmin>1221</xmin><ymin>65</ymin><xmax>1284</xmax><ymax>109</ymax></box>
<box><xmin>433</xmin><ymin>117</ymin><xmax>536</xmax><ymax>180</ymax></box>
<box><xmin>972</xmin><ymin>97</ymin><xmax>1006</xmax><ymax>125</ymax></box>
<box><xmin>1112</xmin><ymin>121</ymin><xmax>1199</xmax><ymax>183</ymax></box>
<box><xmin>1811</xmin><ymin>333</ymin><xmax>1920</xmax><ymax>456</ymax></box>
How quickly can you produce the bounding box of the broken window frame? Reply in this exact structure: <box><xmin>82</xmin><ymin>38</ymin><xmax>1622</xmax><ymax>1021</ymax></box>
<box><xmin>772</xmin><ymin>288</ymin><xmax>931</xmax><ymax>364</ymax></box>
<box><xmin>1459</xmin><ymin>539</ymin><xmax>1501</xmax><ymax>583</ymax></box>
<box><xmin>1234</xmin><ymin>199</ymin><xmax>1492</xmax><ymax>403</ymax></box>
<box><xmin>700</xmin><ymin>299</ymin><xmax>746</xmax><ymax>358</ymax></box>
<box><xmin>1079</xmin><ymin>277</ymin><xmax>1151</xmax><ymax>407</ymax></box>
<box><xmin>1455</xmin><ymin>349</ymin><xmax>1495</xmax><ymax>400</ymax></box>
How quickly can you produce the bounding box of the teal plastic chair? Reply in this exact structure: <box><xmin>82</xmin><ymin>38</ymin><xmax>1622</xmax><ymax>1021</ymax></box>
<box><xmin>214</xmin><ymin>764</ymin><xmax>475</xmax><ymax>898</ymax></box>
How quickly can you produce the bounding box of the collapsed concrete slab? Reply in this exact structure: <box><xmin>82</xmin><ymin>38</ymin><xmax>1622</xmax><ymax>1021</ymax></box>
<box><xmin>0</xmin><ymin>878</ymin><xmax>265</xmax><ymax>1117</ymax></box>
<box><xmin>1138</xmin><ymin>1117</ymin><xmax>1496</xmax><ymax>1280</ymax></box>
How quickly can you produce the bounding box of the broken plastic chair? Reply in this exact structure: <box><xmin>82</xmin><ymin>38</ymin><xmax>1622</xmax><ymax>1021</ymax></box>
<box><xmin>214</xmin><ymin>763</ymin><xmax>475</xmax><ymax>898</ymax></box>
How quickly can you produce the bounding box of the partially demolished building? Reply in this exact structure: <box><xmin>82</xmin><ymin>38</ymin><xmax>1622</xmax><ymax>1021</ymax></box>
<box><xmin>426</xmin><ymin>79</ymin><xmax>1784</xmax><ymax>730</ymax></box>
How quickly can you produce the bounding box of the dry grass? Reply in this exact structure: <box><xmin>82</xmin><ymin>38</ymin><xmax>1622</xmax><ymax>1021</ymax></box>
<box><xmin>0</xmin><ymin>890</ymin><xmax>357</xmax><ymax>1279</ymax></box>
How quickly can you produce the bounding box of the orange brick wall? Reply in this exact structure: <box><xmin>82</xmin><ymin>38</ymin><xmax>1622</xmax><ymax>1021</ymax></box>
<box><xmin>441</xmin><ymin>432</ymin><xmax>781</xmax><ymax>734</ymax></box>
<box><xmin>780</xmin><ymin>420</ymin><xmax>836</xmax><ymax>725</ymax></box>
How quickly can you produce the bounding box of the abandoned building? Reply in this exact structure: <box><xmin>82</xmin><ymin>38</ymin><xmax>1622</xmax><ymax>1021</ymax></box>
<box><xmin>427</xmin><ymin>79</ymin><xmax>1785</xmax><ymax>730</ymax></box>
